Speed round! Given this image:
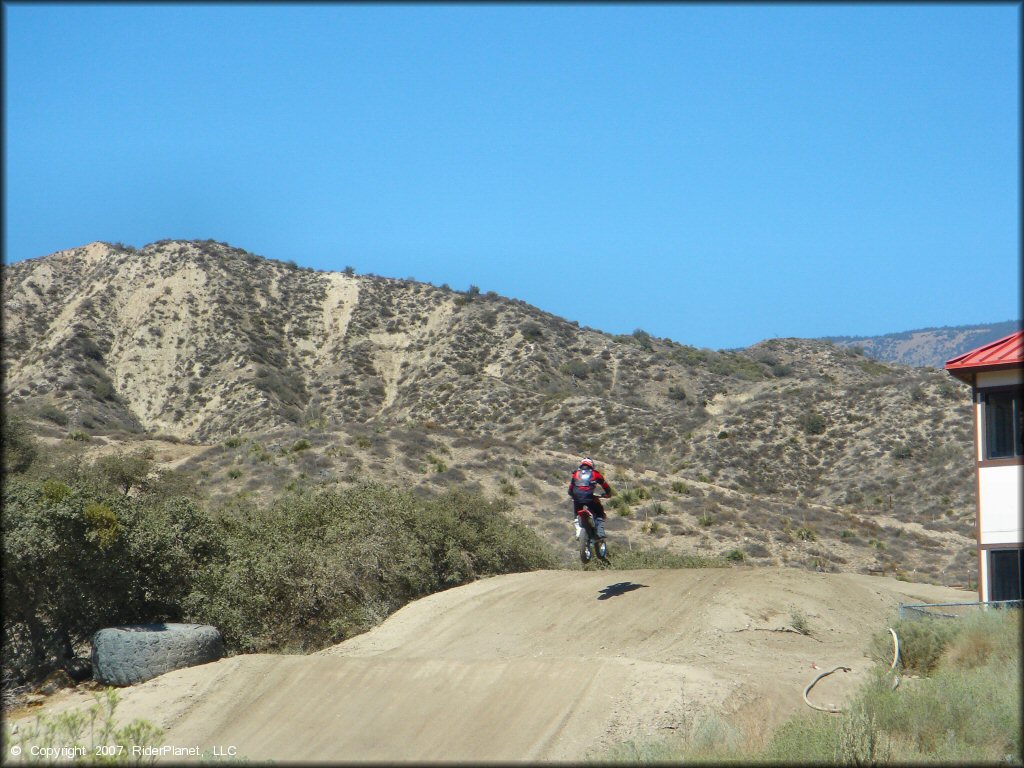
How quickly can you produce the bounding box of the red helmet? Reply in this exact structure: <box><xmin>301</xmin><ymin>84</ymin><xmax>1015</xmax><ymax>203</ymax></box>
<box><xmin>579</xmin><ymin>457</ymin><xmax>594</xmax><ymax>469</ymax></box>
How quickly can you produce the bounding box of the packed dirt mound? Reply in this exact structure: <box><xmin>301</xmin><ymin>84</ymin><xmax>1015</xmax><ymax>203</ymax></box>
<box><xmin>16</xmin><ymin>568</ymin><xmax>972</xmax><ymax>762</ymax></box>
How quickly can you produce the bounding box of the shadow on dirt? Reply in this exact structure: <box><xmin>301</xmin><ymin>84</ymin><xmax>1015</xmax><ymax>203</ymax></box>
<box><xmin>597</xmin><ymin>582</ymin><xmax>649</xmax><ymax>600</ymax></box>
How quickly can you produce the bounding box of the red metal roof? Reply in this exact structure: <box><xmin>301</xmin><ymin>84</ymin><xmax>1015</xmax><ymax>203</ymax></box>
<box><xmin>945</xmin><ymin>330</ymin><xmax>1024</xmax><ymax>380</ymax></box>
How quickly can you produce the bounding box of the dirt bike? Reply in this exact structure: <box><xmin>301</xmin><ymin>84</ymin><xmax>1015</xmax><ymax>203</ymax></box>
<box><xmin>576</xmin><ymin>496</ymin><xmax>610</xmax><ymax>566</ymax></box>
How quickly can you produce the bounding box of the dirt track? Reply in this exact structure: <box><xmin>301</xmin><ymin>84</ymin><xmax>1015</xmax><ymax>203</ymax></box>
<box><xmin>17</xmin><ymin>567</ymin><xmax>972</xmax><ymax>762</ymax></box>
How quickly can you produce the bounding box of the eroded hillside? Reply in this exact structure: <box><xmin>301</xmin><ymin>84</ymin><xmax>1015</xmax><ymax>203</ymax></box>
<box><xmin>2</xmin><ymin>240</ymin><xmax>979</xmax><ymax>586</ymax></box>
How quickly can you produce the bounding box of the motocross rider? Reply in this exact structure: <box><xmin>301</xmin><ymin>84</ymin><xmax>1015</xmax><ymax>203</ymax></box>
<box><xmin>569</xmin><ymin>457</ymin><xmax>615</xmax><ymax>542</ymax></box>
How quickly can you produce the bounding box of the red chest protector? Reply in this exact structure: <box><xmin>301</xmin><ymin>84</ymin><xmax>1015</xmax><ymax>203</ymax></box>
<box><xmin>572</xmin><ymin>468</ymin><xmax>599</xmax><ymax>501</ymax></box>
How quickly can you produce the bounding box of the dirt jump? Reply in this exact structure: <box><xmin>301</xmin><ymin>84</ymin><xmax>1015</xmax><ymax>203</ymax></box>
<box><xmin>17</xmin><ymin>567</ymin><xmax>972</xmax><ymax>762</ymax></box>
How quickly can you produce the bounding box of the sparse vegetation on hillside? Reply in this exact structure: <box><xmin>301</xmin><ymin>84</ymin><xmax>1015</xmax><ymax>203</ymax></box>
<box><xmin>823</xmin><ymin>320</ymin><xmax>1021</xmax><ymax>368</ymax></box>
<box><xmin>600</xmin><ymin>609</ymin><xmax>1021</xmax><ymax>764</ymax></box>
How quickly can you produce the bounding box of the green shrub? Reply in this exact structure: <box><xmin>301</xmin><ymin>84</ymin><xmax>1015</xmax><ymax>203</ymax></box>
<box><xmin>92</xmin><ymin>450</ymin><xmax>155</xmax><ymax>495</ymax></box>
<box><xmin>632</xmin><ymin>328</ymin><xmax>653</xmax><ymax>350</ymax></box>
<box><xmin>183</xmin><ymin>484</ymin><xmax>556</xmax><ymax>655</ymax></box>
<box><xmin>291</xmin><ymin>439</ymin><xmax>311</xmax><ymax>452</ymax></box>
<box><xmin>667</xmin><ymin>386</ymin><xmax>688</xmax><ymax>402</ymax></box>
<box><xmin>725</xmin><ymin>549</ymin><xmax>745</xmax><ymax>562</ymax></box>
<box><xmin>37</xmin><ymin>403</ymin><xmax>69</xmax><ymax>426</ymax></box>
<box><xmin>2</xmin><ymin>478</ymin><xmax>223</xmax><ymax>686</ymax></box>
<box><xmin>2</xmin><ymin>412</ymin><xmax>38</xmax><ymax>474</ymax></box>
<box><xmin>790</xmin><ymin>609</ymin><xmax>811</xmax><ymax>635</ymax></box>
<box><xmin>1</xmin><ymin>457</ymin><xmax>561</xmax><ymax>686</ymax></box>
<box><xmin>799</xmin><ymin>411</ymin><xmax>827</xmax><ymax>435</ymax></box>
<box><xmin>83</xmin><ymin>502</ymin><xmax>121</xmax><ymax>549</ymax></box>
<box><xmin>794</xmin><ymin>525</ymin><xmax>817</xmax><ymax>541</ymax></box>
<box><xmin>862</xmin><ymin>610</ymin><xmax>1021</xmax><ymax>760</ymax></box>
<box><xmin>3</xmin><ymin>687</ymin><xmax>164</xmax><ymax>761</ymax></box>
<box><xmin>562</xmin><ymin>359</ymin><xmax>590</xmax><ymax>380</ymax></box>
<box><xmin>872</xmin><ymin>617</ymin><xmax>958</xmax><ymax>674</ymax></box>
<box><xmin>608</xmin><ymin>487</ymin><xmax>652</xmax><ymax>518</ymax></box>
<box><xmin>892</xmin><ymin>443</ymin><xmax>913</xmax><ymax>460</ymax></box>
<box><xmin>621</xmin><ymin>487</ymin><xmax>651</xmax><ymax>504</ymax></box>
<box><xmin>520</xmin><ymin>321</ymin><xmax>544</xmax><ymax>341</ymax></box>
<box><xmin>599</xmin><ymin>610</ymin><xmax>1022</xmax><ymax>764</ymax></box>
<box><xmin>41</xmin><ymin>479</ymin><xmax>73</xmax><ymax>503</ymax></box>
<box><xmin>758</xmin><ymin>711</ymin><xmax>843</xmax><ymax>763</ymax></box>
<box><xmin>89</xmin><ymin>376</ymin><xmax>117</xmax><ymax>402</ymax></box>
<box><xmin>599</xmin><ymin>737</ymin><xmax>687</xmax><ymax>763</ymax></box>
<box><xmin>425</xmin><ymin>453</ymin><xmax>447</xmax><ymax>473</ymax></box>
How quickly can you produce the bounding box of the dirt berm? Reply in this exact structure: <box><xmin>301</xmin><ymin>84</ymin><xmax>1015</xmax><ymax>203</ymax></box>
<box><xmin>21</xmin><ymin>567</ymin><xmax>972</xmax><ymax>762</ymax></box>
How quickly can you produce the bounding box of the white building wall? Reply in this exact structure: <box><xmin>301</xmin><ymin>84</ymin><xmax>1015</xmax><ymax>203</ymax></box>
<box><xmin>975</xmin><ymin>368</ymin><xmax>1023</xmax><ymax>601</ymax></box>
<box><xmin>978</xmin><ymin>465</ymin><xmax>1024</xmax><ymax>544</ymax></box>
<box><xmin>977</xmin><ymin>369</ymin><xmax>1024</xmax><ymax>388</ymax></box>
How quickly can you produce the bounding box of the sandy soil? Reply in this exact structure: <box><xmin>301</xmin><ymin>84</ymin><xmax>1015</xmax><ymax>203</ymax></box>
<box><xmin>12</xmin><ymin>567</ymin><xmax>972</xmax><ymax>763</ymax></box>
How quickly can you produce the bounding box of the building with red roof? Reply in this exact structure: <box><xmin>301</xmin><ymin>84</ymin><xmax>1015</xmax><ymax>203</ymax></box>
<box><xmin>944</xmin><ymin>330</ymin><xmax>1023</xmax><ymax>603</ymax></box>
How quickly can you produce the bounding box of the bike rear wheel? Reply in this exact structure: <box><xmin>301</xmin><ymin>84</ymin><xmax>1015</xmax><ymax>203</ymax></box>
<box><xmin>580</xmin><ymin>533</ymin><xmax>593</xmax><ymax>564</ymax></box>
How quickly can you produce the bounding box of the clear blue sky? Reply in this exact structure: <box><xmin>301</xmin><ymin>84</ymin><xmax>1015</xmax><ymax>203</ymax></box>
<box><xmin>4</xmin><ymin>3</ymin><xmax>1019</xmax><ymax>350</ymax></box>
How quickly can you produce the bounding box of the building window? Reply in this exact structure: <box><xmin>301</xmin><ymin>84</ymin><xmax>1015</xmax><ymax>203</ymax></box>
<box><xmin>983</xmin><ymin>389</ymin><xmax>1023</xmax><ymax>459</ymax></box>
<box><xmin>988</xmin><ymin>548</ymin><xmax>1023</xmax><ymax>602</ymax></box>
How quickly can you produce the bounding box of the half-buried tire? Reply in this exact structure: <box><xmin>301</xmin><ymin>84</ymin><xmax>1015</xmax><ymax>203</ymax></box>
<box><xmin>91</xmin><ymin>624</ymin><xmax>224</xmax><ymax>686</ymax></box>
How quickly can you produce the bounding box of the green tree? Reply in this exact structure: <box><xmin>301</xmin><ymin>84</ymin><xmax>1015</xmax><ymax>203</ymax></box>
<box><xmin>2</xmin><ymin>478</ymin><xmax>224</xmax><ymax>685</ymax></box>
<box><xmin>92</xmin><ymin>449</ymin><xmax>155</xmax><ymax>495</ymax></box>
<box><xmin>2</xmin><ymin>411</ymin><xmax>38</xmax><ymax>474</ymax></box>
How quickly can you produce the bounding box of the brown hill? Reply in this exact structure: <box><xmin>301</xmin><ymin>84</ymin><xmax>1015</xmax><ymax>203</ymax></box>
<box><xmin>2</xmin><ymin>240</ymin><xmax>979</xmax><ymax>585</ymax></box>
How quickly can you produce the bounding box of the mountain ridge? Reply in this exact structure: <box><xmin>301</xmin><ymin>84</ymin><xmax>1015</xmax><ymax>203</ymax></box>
<box><xmin>8</xmin><ymin>239</ymin><xmax>1014</xmax><ymax>363</ymax></box>
<box><xmin>2</xmin><ymin>239</ymin><xmax>981</xmax><ymax>586</ymax></box>
<box><xmin>820</xmin><ymin>320</ymin><xmax>1020</xmax><ymax>369</ymax></box>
